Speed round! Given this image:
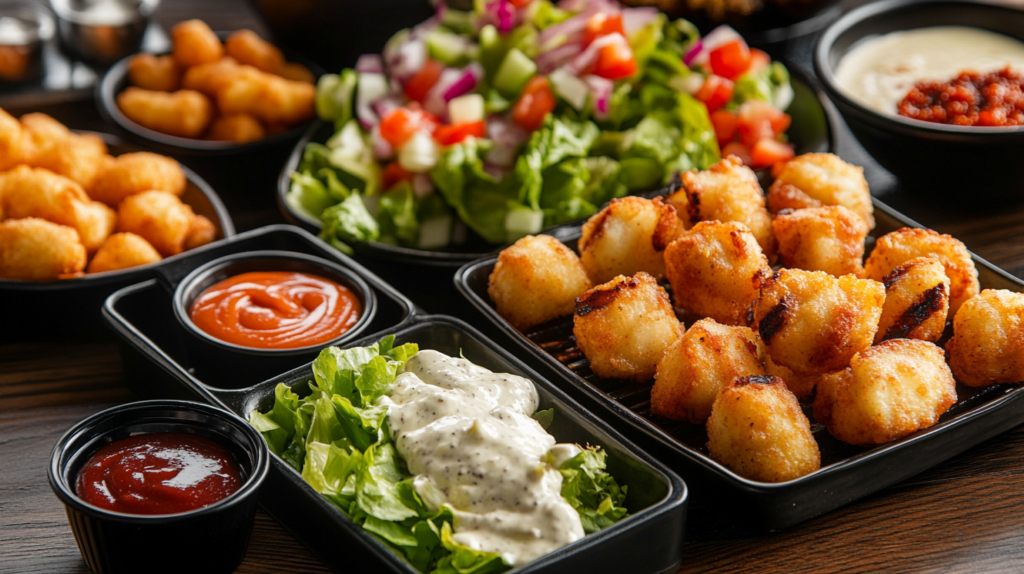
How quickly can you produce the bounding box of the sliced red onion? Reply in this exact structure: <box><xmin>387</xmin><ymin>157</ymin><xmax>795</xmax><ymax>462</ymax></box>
<box><xmin>371</xmin><ymin>126</ymin><xmax>394</xmax><ymax>160</ymax></box>
<box><xmin>443</xmin><ymin>63</ymin><xmax>482</xmax><ymax>102</ymax></box>
<box><xmin>557</xmin><ymin>0</ymin><xmax>589</xmax><ymax>12</ymax></box>
<box><xmin>692</xmin><ymin>25</ymin><xmax>741</xmax><ymax>67</ymax></box>
<box><xmin>496</xmin><ymin>0</ymin><xmax>515</xmax><ymax>33</ymax></box>
<box><xmin>485</xmin><ymin>115</ymin><xmax>528</xmax><ymax>167</ymax></box>
<box><xmin>584</xmin><ymin>74</ymin><xmax>612</xmax><ymax>119</ymax></box>
<box><xmin>622</xmin><ymin>7</ymin><xmax>659</xmax><ymax>36</ymax></box>
<box><xmin>424</xmin><ymin>68</ymin><xmax>462</xmax><ymax>119</ymax></box>
<box><xmin>536</xmin><ymin>41</ymin><xmax>583</xmax><ymax>74</ymax></box>
<box><xmin>538</xmin><ymin>7</ymin><xmax>597</xmax><ymax>50</ymax></box>
<box><xmin>412</xmin><ymin>173</ymin><xmax>435</xmax><ymax>197</ymax></box>
<box><xmin>355</xmin><ymin>54</ymin><xmax>384</xmax><ymax>74</ymax></box>
<box><xmin>372</xmin><ymin>95</ymin><xmax>403</xmax><ymax>119</ymax></box>
<box><xmin>566</xmin><ymin>33</ymin><xmax>619</xmax><ymax>76</ymax></box>
<box><xmin>683</xmin><ymin>38</ymin><xmax>703</xmax><ymax>67</ymax></box>
<box><xmin>435</xmin><ymin>2</ymin><xmax>447</xmax><ymax>20</ymax></box>
<box><xmin>356</xmin><ymin>72</ymin><xmax>388</xmax><ymax>129</ymax></box>
<box><xmin>387</xmin><ymin>39</ymin><xmax>427</xmax><ymax>81</ymax></box>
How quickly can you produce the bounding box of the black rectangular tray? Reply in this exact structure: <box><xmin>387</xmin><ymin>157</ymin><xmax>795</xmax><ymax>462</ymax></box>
<box><xmin>454</xmin><ymin>198</ymin><xmax>1024</xmax><ymax>531</ymax></box>
<box><xmin>100</xmin><ymin>224</ymin><xmax>416</xmax><ymax>397</ymax></box>
<box><xmin>102</xmin><ymin>298</ymin><xmax>689</xmax><ymax>573</ymax></box>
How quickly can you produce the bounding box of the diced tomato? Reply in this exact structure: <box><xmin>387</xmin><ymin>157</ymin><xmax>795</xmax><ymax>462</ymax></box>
<box><xmin>747</xmin><ymin>49</ymin><xmax>771</xmax><ymax>76</ymax></box>
<box><xmin>737</xmin><ymin>100</ymin><xmax>790</xmax><ymax>146</ymax></box>
<box><xmin>709</xmin><ymin>40</ymin><xmax>752</xmax><ymax>80</ymax></box>
<box><xmin>710</xmin><ymin>110</ymin><xmax>738</xmax><ymax>145</ymax></box>
<box><xmin>433</xmin><ymin>121</ymin><xmax>486</xmax><ymax>145</ymax></box>
<box><xmin>695</xmin><ymin>75</ymin><xmax>734</xmax><ymax>113</ymax></box>
<box><xmin>404</xmin><ymin>59</ymin><xmax>443</xmax><ymax>103</ymax></box>
<box><xmin>379</xmin><ymin>107</ymin><xmax>439</xmax><ymax>147</ymax></box>
<box><xmin>513</xmin><ymin>76</ymin><xmax>557</xmax><ymax>131</ymax></box>
<box><xmin>382</xmin><ymin>162</ymin><xmax>413</xmax><ymax>190</ymax></box>
<box><xmin>721</xmin><ymin>141</ymin><xmax>752</xmax><ymax>166</ymax></box>
<box><xmin>750</xmin><ymin>138</ymin><xmax>794</xmax><ymax>169</ymax></box>
<box><xmin>509</xmin><ymin>0</ymin><xmax>532</xmax><ymax>7</ymax></box>
<box><xmin>582</xmin><ymin>13</ymin><xmax>626</xmax><ymax>47</ymax></box>
<box><xmin>591</xmin><ymin>34</ymin><xmax>637</xmax><ymax>80</ymax></box>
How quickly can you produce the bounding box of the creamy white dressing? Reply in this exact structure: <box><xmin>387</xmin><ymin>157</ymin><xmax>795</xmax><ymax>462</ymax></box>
<box><xmin>835</xmin><ymin>26</ymin><xmax>1024</xmax><ymax>114</ymax></box>
<box><xmin>378</xmin><ymin>350</ymin><xmax>584</xmax><ymax>567</ymax></box>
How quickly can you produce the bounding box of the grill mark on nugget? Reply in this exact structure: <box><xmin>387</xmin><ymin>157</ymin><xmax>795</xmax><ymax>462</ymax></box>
<box><xmin>735</xmin><ymin>375</ymin><xmax>778</xmax><ymax>386</ymax></box>
<box><xmin>759</xmin><ymin>296</ymin><xmax>791</xmax><ymax>344</ymax></box>
<box><xmin>574</xmin><ymin>276</ymin><xmax>639</xmax><ymax>316</ymax></box>
<box><xmin>884</xmin><ymin>283</ymin><xmax>948</xmax><ymax>340</ymax></box>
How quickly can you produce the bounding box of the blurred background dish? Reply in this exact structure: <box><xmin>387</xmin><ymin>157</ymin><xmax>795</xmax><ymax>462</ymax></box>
<box><xmin>0</xmin><ymin>1</ymin><xmax>54</xmax><ymax>83</ymax></box>
<box><xmin>619</xmin><ymin>0</ymin><xmax>841</xmax><ymax>39</ymax></box>
<box><xmin>50</xmin><ymin>0</ymin><xmax>159</xmax><ymax>67</ymax></box>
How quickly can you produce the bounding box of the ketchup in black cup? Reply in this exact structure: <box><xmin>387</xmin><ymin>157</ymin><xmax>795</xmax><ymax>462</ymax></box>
<box><xmin>49</xmin><ymin>400</ymin><xmax>269</xmax><ymax>574</ymax></box>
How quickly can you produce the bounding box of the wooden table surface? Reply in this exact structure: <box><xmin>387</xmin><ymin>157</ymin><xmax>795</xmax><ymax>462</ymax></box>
<box><xmin>6</xmin><ymin>1</ymin><xmax>1024</xmax><ymax>573</ymax></box>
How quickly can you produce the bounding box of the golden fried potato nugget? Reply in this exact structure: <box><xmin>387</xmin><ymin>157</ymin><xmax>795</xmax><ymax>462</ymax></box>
<box><xmin>172</xmin><ymin>20</ymin><xmax>223</xmax><ymax>68</ymax></box>
<box><xmin>128</xmin><ymin>54</ymin><xmax>181</xmax><ymax>91</ymax></box>
<box><xmin>218</xmin><ymin>72</ymin><xmax>316</xmax><ymax>126</ymax></box>
<box><xmin>573</xmin><ymin>273</ymin><xmax>682</xmax><ymax>381</ymax></box>
<box><xmin>181</xmin><ymin>57</ymin><xmax>244</xmax><ymax>96</ymax></box>
<box><xmin>0</xmin><ymin>107</ymin><xmax>25</xmax><ymax>170</ymax></box>
<box><xmin>760</xmin><ymin>347</ymin><xmax>839</xmax><ymax>400</ymax></box>
<box><xmin>184</xmin><ymin>215</ymin><xmax>217</xmax><ymax>251</ymax></box>
<box><xmin>224</xmin><ymin>29</ymin><xmax>284</xmax><ymax>74</ymax></box>
<box><xmin>117</xmin><ymin>190</ymin><xmax>196</xmax><ymax>257</ymax></box>
<box><xmin>753</xmin><ymin>269</ymin><xmax>885</xmax><ymax>375</ymax></box>
<box><xmin>768</xmin><ymin>153</ymin><xmax>874</xmax><ymax>229</ymax></box>
<box><xmin>681</xmin><ymin>156</ymin><xmax>775</xmax><ymax>258</ymax></box>
<box><xmin>207</xmin><ymin>114</ymin><xmax>266</xmax><ymax>143</ymax></box>
<box><xmin>947</xmin><ymin>289</ymin><xmax>1024</xmax><ymax>387</ymax></box>
<box><xmin>73</xmin><ymin>200</ymin><xmax>117</xmax><ymax>253</ymax></box>
<box><xmin>664</xmin><ymin>220</ymin><xmax>771</xmax><ymax>326</ymax></box>
<box><xmin>814</xmin><ymin>339</ymin><xmax>956</xmax><ymax>445</ymax></box>
<box><xmin>663</xmin><ymin>188</ymin><xmax>691</xmax><ymax>229</ymax></box>
<box><xmin>92</xmin><ymin>152</ymin><xmax>187</xmax><ymax>205</ymax></box>
<box><xmin>707</xmin><ymin>375</ymin><xmax>820</xmax><ymax>482</ymax></box>
<box><xmin>117</xmin><ymin>88</ymin><xmax>214</xmax><ymax>139</ymax></box>
<box><xmin>0</xmin><ymin>218</ymin><xmax>86</xmax><ymax>280</ymax></box>
<box><xmin>579</xmin><ymin>196</ymin><xmax>683</xmax><ymax>284</ymax></box>
<box><xmin>87</xmin><ymin>232</ymin><xmax>163</xmax><ymax>274</ymax></box>
<box><xmin>652</xmin><ymin>319</ymin><xmax>765</xmax><ymax>423</ymax></box>
<box><xmin>875</xmin><ymin>256</ymin><xmax>949</xmax><ymax>344</ymax></box>
<box><xmin>772</xmin><ymin>205</ymin><xmax>869</xmax><ymax>277</ymax></box>
<box><xmin>864</xmin><ymin>227</ymin><xmax>979</xmax><ymax>316</ymax></box>
<box><xmin>278</xmin><ymin>62</ymin><xmax>316</xmax><ymax>84</ymax></box>
<box><xmin>488</xmin><ymin>235</ymin><xmax>592</xmax><ymax>331</ymax></box>
<box><xmin>17</xmin><ymin>113</ymin><xmax>109</xmax><ymax>191</ymax></box>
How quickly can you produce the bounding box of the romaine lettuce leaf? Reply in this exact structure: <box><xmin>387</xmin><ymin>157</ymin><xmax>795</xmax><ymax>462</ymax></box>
<box><xmin>515</xmin><ymin>115</ymin><xmax>599</xmax><ymax>210</ymax></box>
<box><xmin>558</xmin><ymin>448</ymin><xmax>629</xmax><ymax>534</ymax></box>
<box><xmin>319</xmin><ymin>192</ymin><xmax>380</xmax><ymax>255</ymax></box>
<box><xmin>434</xmin><ymin>522</ymin><xmax>508</xmax><ymax>574</ymax></box>
<box><xmin>432</xmin><ymin>139</ymin><xmax>520</xmax><ymax>244</ymax></box>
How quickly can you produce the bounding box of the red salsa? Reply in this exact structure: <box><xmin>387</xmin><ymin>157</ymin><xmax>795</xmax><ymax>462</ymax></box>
<box><xmin>75</xmin><ymin>433</ymin><xmax>243</xmax><ymax>515</ymax></box>
<box><xmin>897</xmin><ymin>67</ymin><xmax>1024</xmax><ymax>126</ymax></box>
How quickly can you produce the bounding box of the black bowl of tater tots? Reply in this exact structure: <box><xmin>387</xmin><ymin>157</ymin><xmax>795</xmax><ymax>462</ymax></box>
<box><xmin>97</xmin><ymin>19</ymin><xmax>320</xmax><ymax>155</ymax></box>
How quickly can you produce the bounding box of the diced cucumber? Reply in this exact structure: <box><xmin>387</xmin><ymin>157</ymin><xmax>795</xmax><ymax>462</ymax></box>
<box><xmin>418</xmin><ymin>215</ymin><xmax>453</xmax><ymax>249</ymax></box>
<box><xmin>315</xmin><ymin>69</ymin><xmax>357</xmax><ymax>123</ymax></box>
<box><xmin>494</xmin><ymin>48</ymin><xmax>537</xmax><ymax>98</ymax></box>
<box><xmin>549</xmin><ymin>69</ymin><xmax>588</xmax><ymax>110</ymax></box>
<box><xmin>505</xmin><ymin>207</ymin><xmax>544</xmax><ymax>241</ymax></box>
<box><xmin>449</xmin><ymin>94</ymin><xmax>485</xmax><ymax>125</ymax></box>
<box><xmin>398</xmin><ymin>131</ymin><xmax>440</xmax><ymax>173</ymax></box>
<box><xmin>427</xmin><ymin>29</ymin><xmax>470</xmax><ymax>66</ymax></box>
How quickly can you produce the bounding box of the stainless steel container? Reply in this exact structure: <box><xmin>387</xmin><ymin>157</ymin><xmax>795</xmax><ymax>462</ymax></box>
<box><xmin>0</xmin><ymin>1</ymin><xmax>54</xmax><ymax>82</ymax></box>
<box><xmin>50</xmin><ymin>0</ymin><xmax>158</xmax><ymax>67</ymax></box>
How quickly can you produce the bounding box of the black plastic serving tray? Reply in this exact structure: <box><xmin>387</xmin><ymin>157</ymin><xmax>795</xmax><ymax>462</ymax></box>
<box><xmin>102</xmin><ymin>299</ymin><xmax>690</xmax><ymax>573</ymax></box>
<box><xmin>454</xmin><ymin>199</ymin><xmax>1024</xmax><ymax>531</ymax></box>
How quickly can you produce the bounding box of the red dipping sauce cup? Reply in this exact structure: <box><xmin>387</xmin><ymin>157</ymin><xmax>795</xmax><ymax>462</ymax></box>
<box><xmin>48</xmin><ymin>400</ymin><xmax>269</xmax><ymax>574</ymax></box>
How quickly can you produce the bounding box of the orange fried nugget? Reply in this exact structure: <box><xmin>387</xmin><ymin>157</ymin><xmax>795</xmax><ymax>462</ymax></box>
<box><xmin>91</xmin><ymin>152</ymin><xmax>187</xmax><ymax>206</ymax></box>
<box><xmin>218</xmin><ymin>72</ymin><xmax>315</xmax><ymax>127</ymax></box>
<box><xmin>224</xmin><ymin>29</ymin><xmax>284</xmax><ymax>74</ymax></box>
<box><xmin>88</xmin><ymin>232</ymin><xmax>163</xmax><ymax>273</ymax></box>
<box><xmin>0</xmin><ymin>107</ymin><xmax>25</xmax><ymax>170</ymax></box>
<box><xmin>278</xmin><ymin>62</ymin><xmax>315</xmax><ymax>84</ymax></box>
<box><xmin>128</xmin><ymin>53</ymin><xmax>182</xmax><ymax>91</ymax></box>
<box><xmin>183</xmin><ymin>215</ymin><xmax>217</xmax><ymax>251</ymax></box>
<box><xmin>181</xmin><ymin>57</ymin><xmax>243</xmax><ymax>96</ymax></box>
<box><xmin>117</xmin><ymin>88</ymin><xmax>214</xmax><ymax>139</ymax></box>
<box><xmin>0</xmin><ymin>218</ymin><xmax>86</xmax><ymax>280</ymax></box>
<box><xmin>207</xmin><ymin>114</ymin><xmax>266</xmax><ymax>143</ymax></box>
<box><xmin>172</xmin><ymin>20</ymin><xmax>223</xmax><ymax>68</ymax></box>
<box><xmin>117</xmin><ymin>190</ymin><xmax>196</xmax><ymax>256</ymax></box>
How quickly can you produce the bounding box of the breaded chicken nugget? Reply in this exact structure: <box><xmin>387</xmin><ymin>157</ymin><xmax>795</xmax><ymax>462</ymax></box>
<box><xmin>579</xmin><ymin>196</ymin><xmax>683</xmax><ymax>284</ymax></box>
<box><xmin>652</xmin><ymin>319</ymin><xmax>765</xmax><ymax>423</ymax></box>
<box><xmin>172</xmin><ymin>20</ymin><xmax>223</xmax><ymax>68</ymax></box>
<box><xmin>814</xmin><ymin>339</ymin><xmax>956</xmax><ymax>445</ymax></box>
<box><xmin>184</xmin><ymin>215</ymin><xmax>217</xmax><ymax>251</ymax></box>
<box><xmin>218</xmin><ymin>72</ymin><xmax>316</xmax><ymax>126</ymax></box>
<box><xmin>864</xmin><ymin>227</ymin><xmax>979</xmax><ymax>316</ymax></box>
<box><xmin>224</xmin><ymin>29</ymin><xmax>284</xmax><ymax>74</ymax></box>
<box><xmin>766</xmin><ymin>182</ymin><xmax>822</xmax><ymax>213</ymax></box>
<box><xmin>574</xmin><ymin>272</ymin><xmax>682</xmax><ymax>381</ymax></box>
<box><xmin>753</xmin><ymin>269</ymin><xmax>885</xmax><ymax>375</ymax></box>
<box><xmin>772</xmin><ymin>206</ymin><xmax>869</xmax><ymax>278</ymax></box>
<box><xmin>278</xmin><ymin>62</ymin><xmax>316</xmax><ymax>84</ymax></box>
<box><xmin>0</xmin><ymin>107</ymin><xmax>25</xmax><ymax>170</ymax></box>
<box><xmin>18</xmin><ymin>114</ymin><xmax>109</xmax><ymax>191</ymax></box>
<box><xmin>707</xmin><ymin>375</ymin><xmax>820</xmax><ymax>482</ymax></box>
<box><xmin>768</xmin><ymin>153</ymin><xmax>874</xmax><ymax>229</ymax></box>
<box><xmin>488</xmin><ymin>235</ymin><xmax>592</xmax><ymax>331</ymax></box>
<box><xmin>87</xmin><ymin>232</ymin><xmax>163</xmax><ymax>273</ymax></box>
<box><xmin>875</xmin><ymin>256</ymin><xmax>949</xmax><ymax>344</ymax></box>
<box><xmin>117</xmin><ymin>88</ymin><xmax>214</xmax><ymax>139</ymax></box>
<box><xmin>206</xmin><ymin>114</ymin><xmax>266</xmax><ymax>143</ymax></box>
<box><xmin>117</xmin><ymin>190</ymin><xmax>196</xmax><ymax>256</ymax></box>
<box><xmin>181</xmin><ymin>57</ymin><xmax>244</xmax><ymax>96</ymax></box>
<box><xmin>947</xmin><ymin>289</ymin><xmax>1024</xmax><ymax>387</ymax></box>
<box><xmin>664</xmin><ymin>220</ymin><xmax>771</xmax><ymax>326</ymax></box>
<box><xmin>0</xmin><ymin>218</ymin><xmax>86</xmax><ymax>280</ymax></box>
<box><xmin>92</xmin><ymin>152</ymin><xmax>187</xmax><ymax>205</ymax></box>
<box><xmin>128</xmin><ymin>54</ymin><xmax>181</xmax><ymax>92</ymax></box>
<box><xmin>681</xmin><ymin>156</ymin><xmax>775</xmax><ymax>258</ymax></box>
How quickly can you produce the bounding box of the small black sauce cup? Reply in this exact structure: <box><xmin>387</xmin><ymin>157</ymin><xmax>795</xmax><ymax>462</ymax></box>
<box><xmin>48</xmin><ymin>400</ymin><xmax>270</xmax><ymax>574</ymax></box>
<box><xmin>169</xmin><ymin>250</ymin><xmax>377</xmax><ymax>389</ymax></box>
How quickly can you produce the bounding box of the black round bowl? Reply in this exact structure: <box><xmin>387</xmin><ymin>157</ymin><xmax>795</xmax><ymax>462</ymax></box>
<box><xmin>170</xmin><ymin>250</ymin><xmax>377</xmax><ymax>389</ymax></box>
<box><xmin>96</xmin><ymin>32</ymin><xmax>323</xmax><ymax>156</ymax></box>
<box><xmin>48</xmin><ymin>400</ymin><xmax>269</xmax><ymax>574</ymax></box>
<box><xmin>815</xmin><ymin>0</ymin><xmax>1024</xmax><ymax>200</ymax></box>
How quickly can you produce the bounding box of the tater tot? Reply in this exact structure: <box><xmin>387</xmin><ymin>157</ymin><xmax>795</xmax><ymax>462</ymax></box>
<box><xmin>681</xmin><ymin>156</ymin><xmax>776</xmax><ymax>258</ymax></box>
<box><xmin>651</xmin><ymin>319</ymin><xmax>765</xmax><ymax>423</ymax></box>
<box><xmin>707</xmin><ymin>375</ymin><xmax>820</xmax><ymax>482</ymax></box>
<box><xmin>184</xmin><ymin>215</ymin><xmax>217</xmax><ymax>251</ymax></box>
<box><xmin>875</xmin><ymin>256</ymin><xmax>949</xmax><ymax>344</ymax></box>
<box><xmin>753</xmin><ymin>269</ymin><xmax>885</xmax><ymax>375</ymax></box>
<box><xmin>768</xmin><ymin>153</ymin><xmax>874</xmax><ymax>229</ymax></box>
<box><xmin>92</xmin><ymin>152</ymin><xmax>187</xmax><ymax>205</ymax></box>
<box><xmin>73</xmin><ymin>200</ymin><xmax>117</xmax><ymax>253</ymax></box>
<box><xmin>0</xmin><ymin>218</ymin><xmax>86</xmax><ymax>280</ymax></box>
<box><xmin>181</xmin><ymin>57</ymin><xmax>243</xmax><ymax>96</ymax></box>
<box><xmin>664</xmin><ymin>220</ymin><xmax>771</xmax><ymax>326</ymax></box>
<box><xmin>117</xmin><ymin>88</ymin><xmax>213</xmax><ymax>138</ymax></box>
<box><xmin>219</xmin><ymin>72</ymin><xmax>316</xmax><ymax>126</ymax></box>
<box><xmin>579</xmin><ymin>196</ymin><xmax>683</xmax><ymax>284</ymax></box>
<box><xmin>172</xmin><ymin>20</ymin><xmax>223</xmax><ymax>68</ymax></box>
<box><xmin>87</xmin><ymin>232</ymin><xmax>163</xmax><ymax>273</ymax></box>
<box><xmin>766</xmin><ymin>182</ymin><xmax>822</xmax><ymax>213</ymax></box>
<box><xmin>573</xmin><ymin>272</ymin><xmax>683</xmax><ymax>381</ymax></box>
<box><xmin>42</xmin><ymin>132</ymin><xmax>109</xmax><ymax>193</ymax></box>
<box><xmin>760</xmin><ymin>345</ymin><xmax>838</xmax><ymax>400</ymax></box>
<box><xmin>946</xmin><ymin>289</ymin><xmax>1024</xmax><ymax>387</ymax></box>
<box><xmin>206</xmin><ymin>114</ymin><xmax>266</xmax><ymax>143</ymax></box>
<box><xmin>128</xmin><ymin>54</ymin><xmax>181</xmax><ymax>91</ymax></box>
<box><xmin>19</xmin><ymin>113</ymin><xmax>71</xmax><ymax>169</ymax></box>
<box><xmin>814</xmin><ymin>340</ymin><xmax>956</xmax><ymax>446</ymax></box>
<box><xmin>663</xmin><ymin>188</ymin><xmax>691</xmax><ymax>228</ymax></box>
<box><xmin>0</xmin><ymin>107</ymin><xmax>25</xmax><ymax>170</ymax></box>
<box><xmin>488</xmin><ymin>235</ymin><xmax>593</xmax><ymax>331</ymax></box>
<box><xmin>224</xmin><ymin>29</ymin><xmax>284</xmax><ymax>74</ymax></box>
<box><xmin>117</xmin><ymin>190</ymin><xmax>196</xmax><ymax>256</ymax></box>
<box><xmin>864</xmin><ymin>227</ymin><xmax>979</xmax><ymax>315</ymax></box>
<box><xmin>0</xmin><ymin>166</ymin><xmax>112</xmax><ymax>252</ymax></box>
<box><xmin>278</xmin><ymin>62</ymin><xmax>316</xmax><ymax>84</ymax></box>
<box><xmin>772</xmin><ymin>206</ymin><xmax>869</xmax><ymax>278</ymax></box>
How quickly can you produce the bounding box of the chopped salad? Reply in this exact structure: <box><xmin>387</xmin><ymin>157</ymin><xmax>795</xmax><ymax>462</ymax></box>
<box><xmin>288</xmin><ymin>0</ymin><xmax>795</xmax><ymax>252</ymax></box>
